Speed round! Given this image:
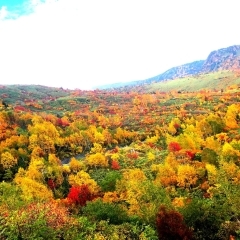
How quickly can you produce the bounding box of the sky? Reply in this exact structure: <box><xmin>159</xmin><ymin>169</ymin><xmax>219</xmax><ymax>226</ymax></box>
<box><xmin>0</xmin><ymin>0</ymin><xmax>239</xmax><ymax>90</ymax></box>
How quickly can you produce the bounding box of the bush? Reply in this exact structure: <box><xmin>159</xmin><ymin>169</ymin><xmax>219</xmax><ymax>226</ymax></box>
<box><xmin>67</xmin><ymin>184</ymin><xmax>94</xmax><ymax>206</ymax></box>
<box><xmin>156</xmin><ymin>205</ymin><xmax>193</xmax><ymax>240</ymax></box>
<box><xmin>89</xmin><ymin>169</ymin><xmax>122</xmax><ymax>192</ymax></box>
<box><xmin>0</xmin><ymin>201</ymin><xmax>71</xmax><ymax>239</ymax></box>
<box><xmin>180</xmin><ymin>197</ymin><xmax>230</xmax><ymax>240</ymax></box>
<box><xmin>99</xmin><ymin>170</ymin><xmax>122</xmax><ymax>192</ymax></box>
<box><xmin>201</xmin><ymin>148</ymin><xmax>219</xmax><ymax>167</ymax></box>
<box><xmin>83</xmin><ymin>199</ymin><xmax>129</xmax><ymax>224</ymax></box>
<box><xmin>62</xmin><ymin>216</ymin><xmax>96</xmax><ymax>240</ymax></box>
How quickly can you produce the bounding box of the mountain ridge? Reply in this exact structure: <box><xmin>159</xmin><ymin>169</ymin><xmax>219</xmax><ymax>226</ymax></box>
<box><xmin>97</xmin><ymin>45</ymin><xmax>240</xmax><ymax>89</ymax></box>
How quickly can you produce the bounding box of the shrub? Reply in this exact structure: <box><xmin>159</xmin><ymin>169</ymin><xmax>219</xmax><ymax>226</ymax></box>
<box><xmin>99</xmin><ymin>171</ymin><xmax>122</xmax><ymax>192</ymax></box>
<box><xmin>83</xmin><ymin>199</ymin><xmax>129</xmax><ymax>224</ymax></box>
<box><xmin>156</xmin><ymin>205</ymin><xmax>193</xmax><ymax>240</ymax></box>
<box><xmin>90</xmin><ymin>169</ymin><xmax>122</xmax><ymax>192</ymax></box>
<box><xmin>180</xmin><ymin>197</ymin><xmax>231</xmax><ymax>240</ymax></box>
<box><xmin>201</xmin><ymin>148</ymin><xmax>219</xmax><ymax>167</ymax></box>
<box><xmin>168</xmin><ymin>142</ymin><xmax>182</xmax><ymax>152</ymax></box>
<box><xmin>67</xmin><ymin>184</ymin><xmax>94</xmax><ymax>206</ymax></box>
<box><xmin>0</xmin><ymin>200</ymin><xmax>72</xmax><ymax>239</ymax></box>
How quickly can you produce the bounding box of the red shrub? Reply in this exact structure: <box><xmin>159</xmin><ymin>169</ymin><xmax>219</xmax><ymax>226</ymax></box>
<box><xmin>47</xmin><ymin>179</ymin><xmax>56</xmax><ymax>190</ymax></box>
<box><xmin>110</xmin><ymin>147</ymin><xmax>119</xmax><ymax>153</ymax></box>
<box><xmin>174</xmin><ymin>123</ymin><xmax>181</xmax><ymax>129</ymax></box>
<box><xmin>127</xmin><ymin>151</ymin><xmax>139</xmax><ymax>159</ymax></box>
<box><xmin>67</xmin><ymin>185</ymin><xmax>93</xmax><ymax>206</ymax></box>
<box><xmin>185</xmin><ymin>150</ymin><xmax>195</xmax><ymax>160</ymax></box>
<box><xmin>147</xmin><ymin>142</ymin><xmax>156</xmax><ymax>148</ymax></box>
<box><xmin>14</xmin><ymin>105</ymin><xmax>27</xmax><ymax>112</ymax></box>
<box><xmin>156</xmin><ymin>205</ymin><xmax>193</xmax><ymax>240</ymax></box>
<box><xmin>168</xmin><ymin>142</ymin><xmax>182</xmax><ymax>152</ymax></box>
<box><xmin>111</xmin><ymin>160</ymin><xmax>120</xmax><ymax>170</ymax></box>
<box><xmin>56</xmin><ymin>118</ymin><xmax>70</xmax><ymax>127</ymax></box>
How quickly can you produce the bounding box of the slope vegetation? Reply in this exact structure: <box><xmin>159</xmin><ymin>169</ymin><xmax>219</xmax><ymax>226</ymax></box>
<box><xmin>145</xmin><ymin>70</ymin><xmax>240</xmax><ymax>92</ymax></box>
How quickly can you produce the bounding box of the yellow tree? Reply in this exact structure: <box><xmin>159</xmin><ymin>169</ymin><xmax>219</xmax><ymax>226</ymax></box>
<box><xmin>85</xmin><ymin>152</ymin><xmax>108</xmax><ymax>168</ymax></box>
<box><xmin>178</xmin><ymin>124</ymin><xmax>204</xmax><ymax>151</ymax></box>
<box><xmin>90</xmin><ymin>143</ymin><xmax>104</xmax><ymax>154</ymax></box>
<box><xmin>0</xmin><ymin>152</ymin><xmax>17</xmax><ymax>169</ymax></box>
<box><xmin>28</xmin><ymin>119</ymin><xmax>60</xmax><ymax>155</ymax></box>
<box><xmin>25</xmin><ymin>156</ymin><xmax>45</xmax><ymax>182</ymax></box>
<box><xmin>196</xmin><ymin>119</ymin><xmax>212</xmax><ymax>138</ymax></box>
<box><xmin>65</xmin><ymin>132</ymin><xmax>84</xmax><ymax>154</ymax></box>
<box><xmin>221</xmin><ymin>142</ymin><xmax>240</xmax><ymax>162</ymax></box>
<box><xmin>204</xmin><ymin>136</ymin><xmax>222</xmax><ymax>152</ymax></box>
<box><xmin>116</xmin><ymin>168</ymin><xmax>147</xmax><ymax>215</ymax></box>
<box><xmin>205</xmin><ymin>163</ymin><xmax>218</xmax><ymax>185</ymax></box>
<box><xmin>102</xmin><ymin>128</ymin><xmax>113</xmax><ymax>146</ymax></box>
<box><xmin>45</xmin><ymin>154</ymin><xmax>64</xmax><ymax>186</ymax></box>
<box><xmin>94</xmin><ymin>131</ymin><xmax>105</xmax><ymax>145</ymax></box>
<box><xmin>224</xmin><ymin>104</ymin><xmax>240</xmax><ymax>129</ymax></box>
<box><xmin>69</xmin><ymin>157</ymin><xmax>85</xmax><ymax>173</ymax></box>
<box><xmin>220</xmin><ymin>162</ymin><xmax>240</xmax><ymax>181</ymax></box>
<box><xmin>15</xmin><ymin>176</ymin><xmax>53</xmax><ymax>201</ymax></box>
<box><xmin>14</xmin><ymin>167</ymin><xmax>53</xmax><ymax>201</ymax></box>
<box><xmin>177</xmin><ymin>164</ymin><xmax>198</xmax><ymax>188</ymax></box>
<box><xmin>68</xmin><ymin>170</ymin><xmax>99</xmax><ymax>194</ymax></box>
<box><xmin>155</xmin><ymin>163</ymin><xmax>177</xmax><ymax>187</ymax></box>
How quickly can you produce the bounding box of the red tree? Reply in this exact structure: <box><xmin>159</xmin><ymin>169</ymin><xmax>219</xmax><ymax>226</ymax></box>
<box><xmin>67</xmin><ymin>185</ymin><xmax>93</xmax><ymax>206</ymax></box>
<box><xmin>156</xmin><ymin>205</ymin><xmax>193</xmax><ymax>240</ymax></box>
<box><xmin>185</xmin><ymin>150</ymin><xmax>195</xmax><ymax>160</ymax></box>
<box><xmin>168</xmin><ymin>142</ymin><xmax>182</xmax><ymax>152</ymax></box>
<box><xmin>47</xmin><ymin>179</ymin><xmax>56</xmax><ymax>190</ymax></box>
<box><xmin>111</xmin><ymin>160</ymin><xmax>120</xmax><ymax>170</ymax></box>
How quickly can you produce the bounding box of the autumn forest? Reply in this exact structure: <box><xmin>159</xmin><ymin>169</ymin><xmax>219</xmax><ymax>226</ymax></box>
<box><xmin>0</xmin><ymin>83</ymin><xmax>240</xmax><ymax>239</ymax></box>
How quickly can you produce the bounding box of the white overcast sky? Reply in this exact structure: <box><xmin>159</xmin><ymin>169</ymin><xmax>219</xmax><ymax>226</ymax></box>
<box><xmin>0</xmin><ymin>0</ymin><xmax>239</xmax><ymax>90</ymax></box>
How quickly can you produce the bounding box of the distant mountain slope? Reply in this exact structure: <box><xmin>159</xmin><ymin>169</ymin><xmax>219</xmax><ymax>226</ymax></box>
<box><xmin>202</xmin><ymin>45</ymin><xmax>240</xmax><ymax>72</ymax></box>
<box><xmin>95</xmin><ymin>81</ymin><xmax>137</xmax><ymax>89</ymax></box>
<box><xmin>143</xmin><ymin>60</ymin><xmax>204</xmax><ymax>83</ymax></box>
<box><xmin>98</xmin><ymin>45</ymin><xmax>240</xmax><ymax>89</ymax></box>
<box><xmin>143</xmin><ymin>45</ymin><xmax>240</xmax><ymax>85</ymax></box>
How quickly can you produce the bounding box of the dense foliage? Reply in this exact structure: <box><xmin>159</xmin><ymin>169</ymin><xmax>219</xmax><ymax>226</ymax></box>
<box><xmin>0</xmin><ymin>85</ymin><xmax>240</xmax><ymax>239</ymax></box>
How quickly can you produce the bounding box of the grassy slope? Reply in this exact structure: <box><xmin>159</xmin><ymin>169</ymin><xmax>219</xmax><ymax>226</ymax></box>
<box><xmin>0</xmin><ymin>85</ymin><xmax>71</xmax><ymax>104</ymax></box>
<box><xmin>144</xmin><ymin>71</ymin><xmax>240</xmax><ymax>92</ymax></box>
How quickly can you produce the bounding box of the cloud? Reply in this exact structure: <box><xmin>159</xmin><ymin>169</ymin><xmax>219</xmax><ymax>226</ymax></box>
<box><xmin>0</xmin><ymin>0</ymin><xmax>240</xmax><ymax>89</ymax></box>
<box><xmin>0</xmin><ymin>6</ymin><xmax>8</xmax><ymax>20</ymax></box>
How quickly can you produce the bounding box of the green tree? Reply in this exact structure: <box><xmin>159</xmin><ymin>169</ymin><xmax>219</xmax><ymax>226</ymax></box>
<box><xmin>83</xmin><ymin>199</ymin><xmax>129</xmax><ymax>224</ymax></box>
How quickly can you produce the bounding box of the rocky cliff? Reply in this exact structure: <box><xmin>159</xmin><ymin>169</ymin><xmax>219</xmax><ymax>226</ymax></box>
<box><xmin>202</xmin><ymin>45</ymin><xmax>240</xmax><ymax>72</ymax></box>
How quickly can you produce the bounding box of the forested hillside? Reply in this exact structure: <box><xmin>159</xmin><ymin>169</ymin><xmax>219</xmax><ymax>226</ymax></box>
<box><xmin>0</xmin><ymin>84</ymin><xmax>240</xmax><ymax>239</ymax></box>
